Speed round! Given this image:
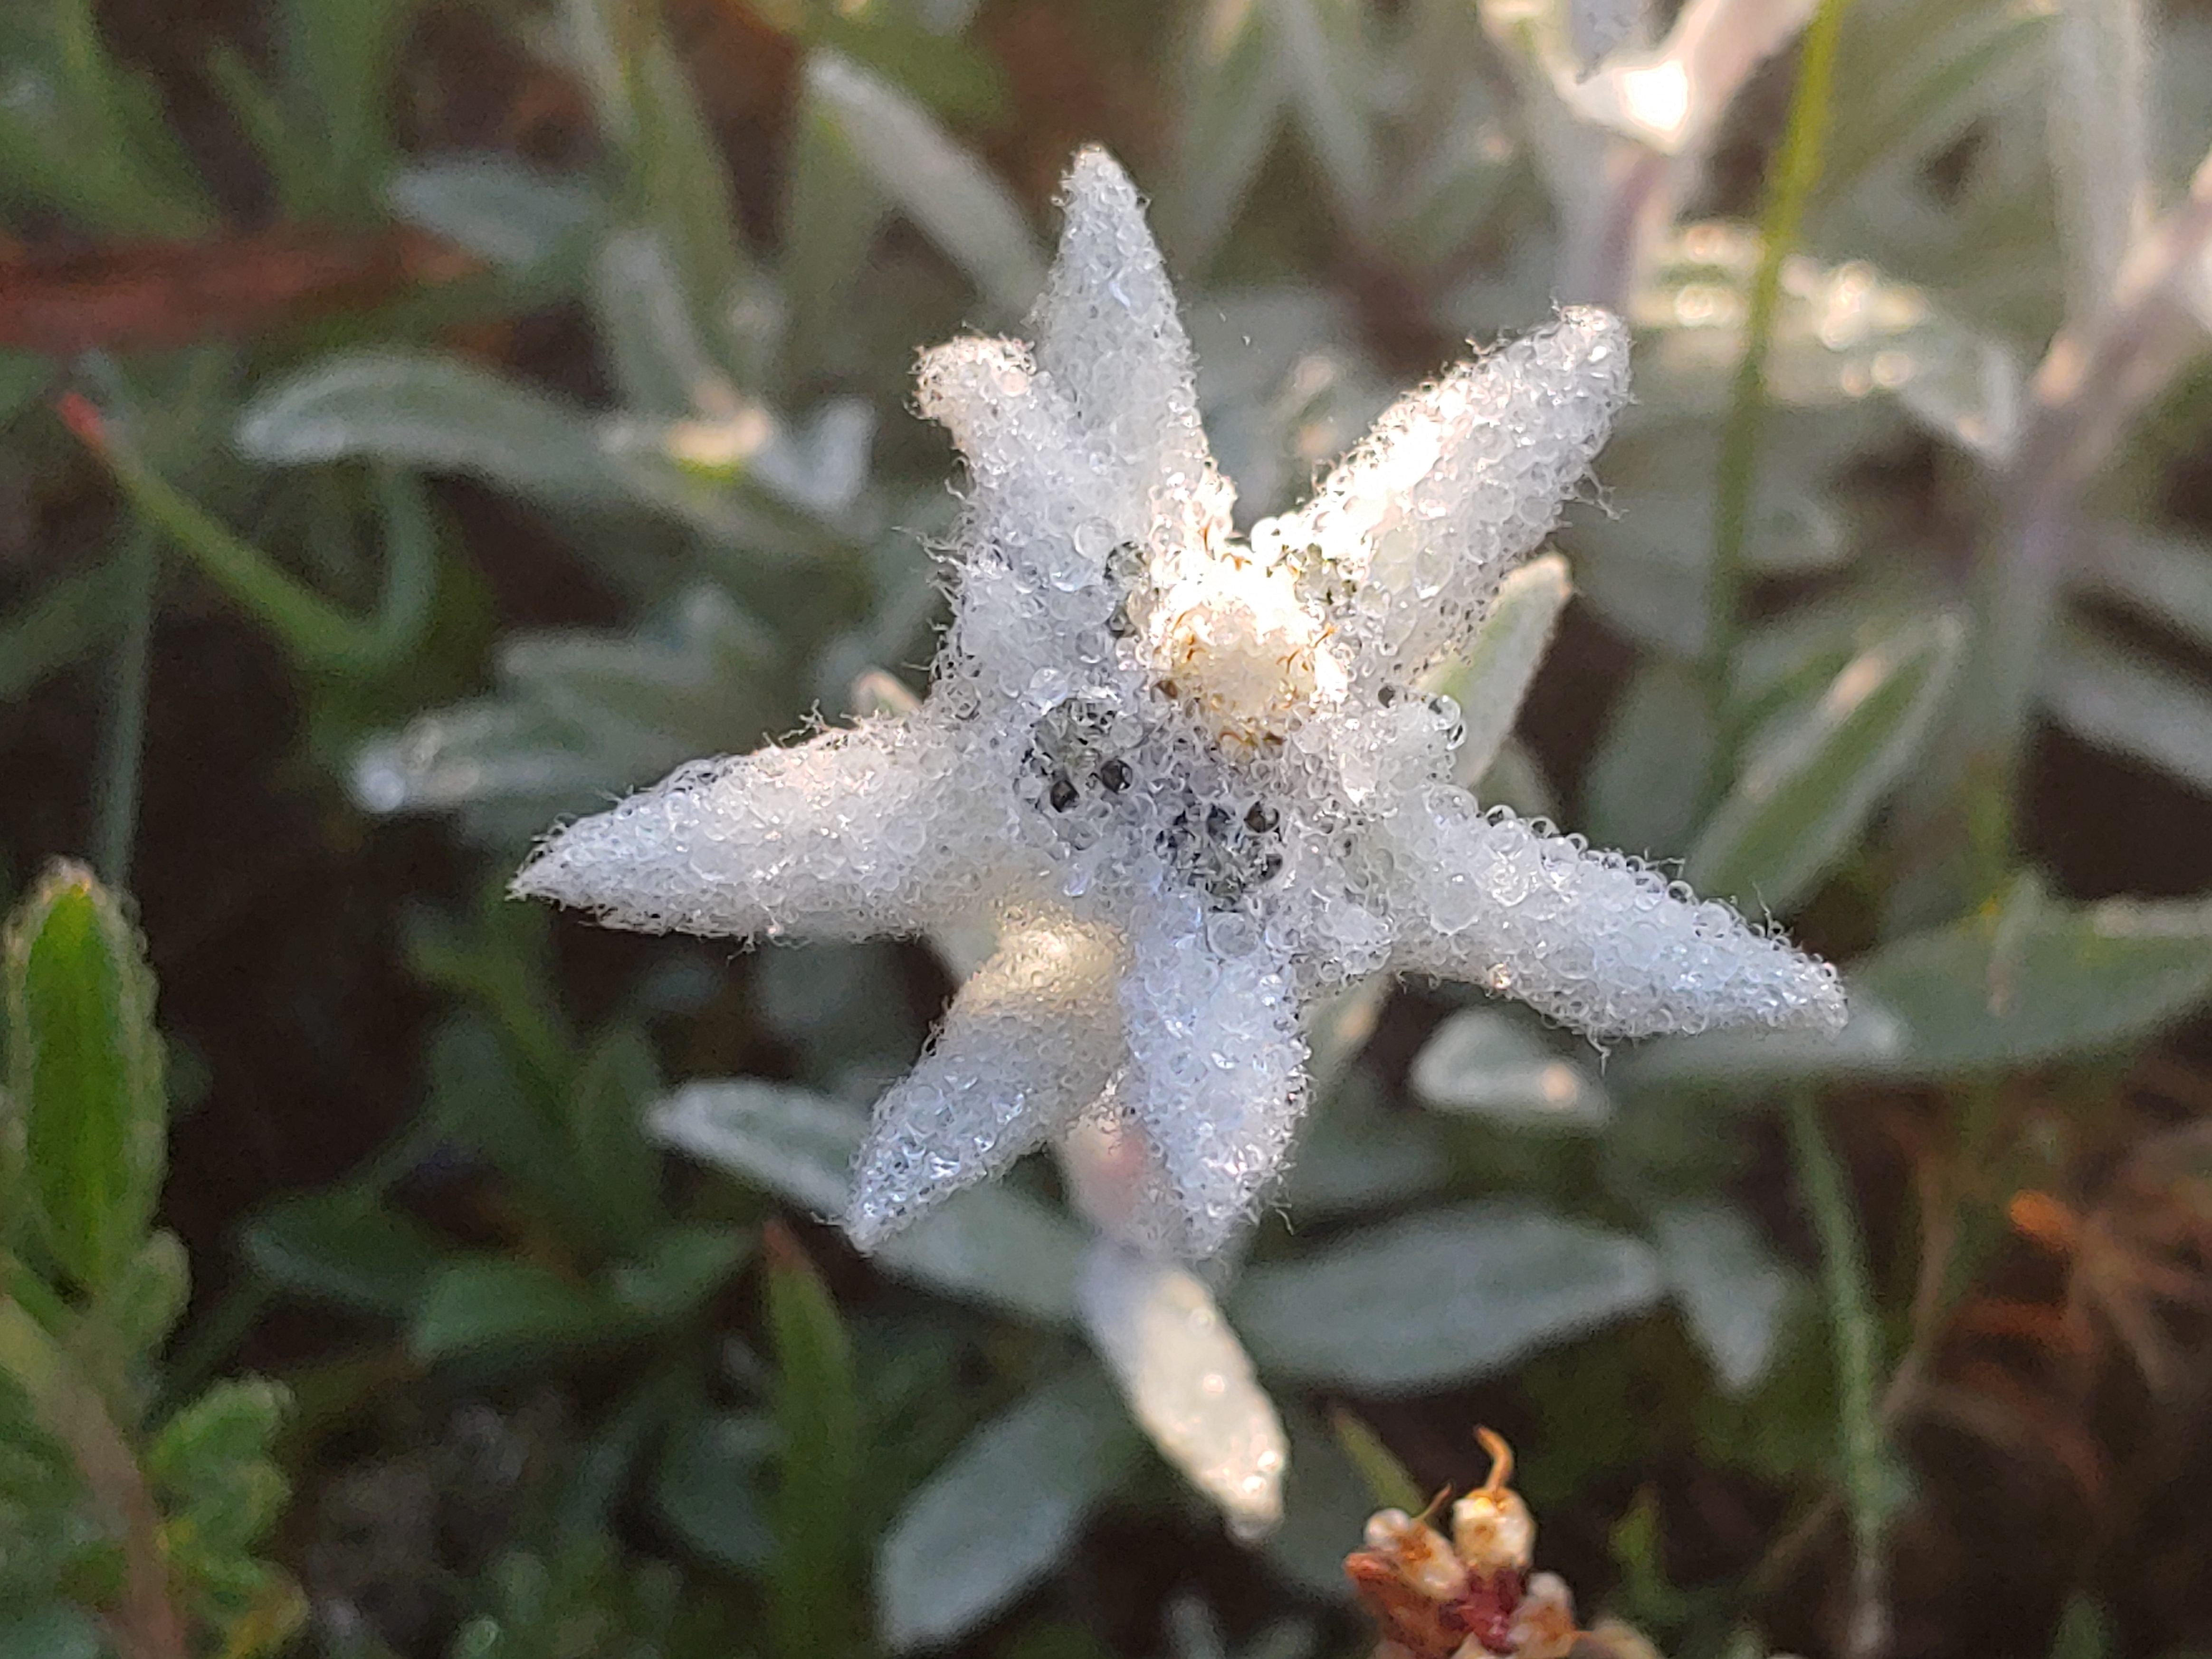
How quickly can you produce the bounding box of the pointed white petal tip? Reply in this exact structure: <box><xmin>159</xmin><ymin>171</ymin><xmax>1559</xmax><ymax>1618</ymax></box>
<box><xmin>1674</xmin><ymin>921</ymin><xmax>1850</xmax><ymax>1042</ymax></box>
<box><xmin>1531</xmin><ymin>304</ymin><xmax>1633</xmax><ymax>406</ymax></box>
<box><xmin>915</xmin><ymin>336</ymin><xmax>1035</xmax><ymax>430</ymax></box>
<box><xmin>506</xmin><ymin>769</ymin><xmax>729</xmax><ymax>935</ymax></box>
<box><xmin>841</xmin><ymin>1191</ymin><xmax>896</xmax><ymax>1255</ymax></box>
<box><xmin>510</xmin><ymin>810</ymin><xmax>621</xmax><ymax>912</ymax></box>
<box><xmin>1780</xmin><ymin>951</ymin><xmax>1850</xmax><ymax>1036</ymax></box>
<box><xmin>1061</xmin><ymin>144</ymin><xmax>1141</xmax><ymax>213</ymax></box>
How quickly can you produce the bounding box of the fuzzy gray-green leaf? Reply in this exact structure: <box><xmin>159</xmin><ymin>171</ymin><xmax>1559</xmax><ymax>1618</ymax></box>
<box><xmin>1429</xmin><ymin>553</ymin><xmax>1573</xmax><ymax>786</ymax></box>
<box><xmin>1408</xmin><ymin>1009</ymin><xmax>1611</xmax><ymax>1130</ymax></box>
<box><xmin>803</xmin><ymin>50</ymin><xmax>1045</xmax><ymax>319</ymax></box>
<box><xmin>877</xmin><ymin>1367</ymin><xmax>1138</xmax><ymax>1651</ymax></box>
<box><xmin>1849</xmin><ymin>891</ymin><xmax>2212</xmax><ymax>1074</ymax></box>
<box><xmin>2040</xmin><ymin>622</ymin><xmax>2212</xmax><ymax>796</ymax></box>
<box><xmin>1652</xmin><ymin>1201</ymin><xmax>1796</xmax><ymax>1394</ymax></box>
<box><xmin>650</xmin><ymin>1079</ymin><xmax>1085</xmax><ymax>1324</ymax></box>
<box><xmin>1688</xmin><ymin>611</ymin><xmax>1962</xmax><ymax>913</ymax></box>
<box><xmin>1229</xmin><ymin>1202</ymin><xmax>1663</xmax><ymax>1391</ymax></box>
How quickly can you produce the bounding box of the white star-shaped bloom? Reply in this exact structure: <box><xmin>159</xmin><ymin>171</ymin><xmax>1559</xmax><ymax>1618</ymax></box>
<box><xmin>515</xmin><ymin>148</ymin><xmax>1845</xmax><ymax>1259</ymax></box>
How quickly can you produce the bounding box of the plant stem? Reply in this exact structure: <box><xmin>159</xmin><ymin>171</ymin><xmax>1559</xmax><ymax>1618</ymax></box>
<box><xmin>1899</xmin><ymin>149</ymin><xmax>2212</xmax><ymax>920</ymax></box>
<box><xmin>0</xmin><ymin>557</ymin><xmax>132</xmax><ymax>705</ymax></box>
<box><xmin>94</xmin><ymin>524</ymin><xmax>158</xmax><ymax>889</ymax></box>
<box><xmin>60</xmin><ymin>395</ymin><xmax>437</xmax><ymax>675</ymax></box>
<box><xmin>1786</xmin><ymin>1090</ymin><xmax>1893</xmax><ymax>1659</ymax></box>
<box><xmin>0</xmin><ymin>1299</ymin><xmax>190</xmax><ymax>1659</ymax></box>
<box><xmin>1706</xmin><ymin>0</ymin><xmax>1857</xmax><ymax>688</ymax></box>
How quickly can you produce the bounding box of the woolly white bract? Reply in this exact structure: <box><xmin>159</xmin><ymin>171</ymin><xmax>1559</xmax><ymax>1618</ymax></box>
<box><xmin>515</xmin><ymin>148</ymin><xmax>1845</xmax><ymax>1259</ymax></box>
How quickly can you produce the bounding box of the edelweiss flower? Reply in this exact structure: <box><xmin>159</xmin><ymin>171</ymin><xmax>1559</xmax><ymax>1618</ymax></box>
<box><xmin>514</xmin><ymin>148</ymin><xmax>1845</xmax><ymax>1258</ymax></box>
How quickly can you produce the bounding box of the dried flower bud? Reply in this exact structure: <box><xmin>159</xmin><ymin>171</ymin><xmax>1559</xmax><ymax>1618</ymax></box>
<box><xmin>1452</xmin><ymin>1428</ymin><xmax>1536</xmax><ymax>1576</ymax></box>
<box><xmin>1347</xmin><ymin>1430</ymin><xmax>1579</xmax><ymax>1659</ymax></box>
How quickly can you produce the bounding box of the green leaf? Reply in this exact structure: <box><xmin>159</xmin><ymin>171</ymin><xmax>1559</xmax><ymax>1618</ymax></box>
<box><xmin>653</xmin><ymin>1409</ymin><xmax>774</xmax><ymax>1573</ymax></box>
<box><xmin>0</xmin><ymin>1360</ymin><xmax>98</xmax><ymax>1606</ymax></box>
<box><xmin>650</xmin><ymin>1080</ymin><xmax>1086</xmax><ymax>1324</ymax></box>
<box><xmin>0</xmin><ymin>0</ymin><xmax>213</xmax><ymax>235</ymax></box>
<box><xmin>1636</xmin><ymin>223</ymin><xmax>2022</xmax><ymax>460</ymax></box>
<box><xmin>648</xmin><ymin>1078</ymin><xmax>857</xmax><ymax>1215</ymax></box>
<box><xmin>514</xmin><ymin>589</ymin><xmax>781</xmax><ymax>745</ymax></box>
<box><xmin>1260</xmin><ymin>1407</ymin><xmax>1371</xmax><ymax>1602</ymax></box>
<box><xmin>2049</xmin><ymin>1594</ymin><xmax>2112</xmax><ymax>1659</ymax></box>
<box><xmin>803</xmin><ymin>9</ymin><xmax>1011</xmax><ymax>125</ymax></box>
<box><xmin>241</xmin><ymin>1194</ymin><xmax>446</xmax><ymax>1316</ymax></box>
<box><xmin>0</xmin><ymin>558</ymin><xmax>130</xmax><ymax>706</ymax></box>
<box><xmin>423</xmin><ymin>1014</ymin><xmax>591</xmax><ymax>1236</ymax></box>
<box><xmin>2083</xmin><ymin>527</ymin><xmax>2212</xmax><ymax>655</ymax></box>
<box><xmin>4</xmin><ymin>861</ymin><xmax>165</xmax><ymax>1294</ymax></box>
<box><xmin>409</xmin><ymin>1258</ymin><xmax>623</xmax><ymax>1364</ymax></box>
<box><xmin>1228</xmin><ymin>1201</ymin><xmax>1663</xmax><ymax>1392</ymax></box>
<box><xmin>802</xmin><ymin>50</ymin><xmax>1046</xmax><ymax>318</ymax></box>
<box><xmin>1408</xmin><ymin>1009</ymin><xmax>1612</xmax><ymax>1130</ymax></box>
<box><xmin>2040</xmin><ymin>622</ymin><xmax>2212</xmax><ymax>795</ymax></box>
<box><xmin>607</xmin><ymin>1225</ymin><xmax>747</xmax><ymax>1321</ymax></box>
<box><xmin>1569</xmin><ymin>529</ymin><xmax>1714</xmax><ymax>660</ymax></box>
<box><xmin>147</xmin><ymin>1378</ymin><xmax>290</xmax><ymax>1550</ymax></box>
<box><xmin>557</xmin><ymin>0</ymin><xmax>758</xmax><ymax>362</ymax></box>
<box><xmin>1651</xmin><ymin>1201</ymin><xmax>1796</xmax><ymax>1395</ymax></box>
<box><xmin>1848</xmin><ymin>889</ymin><xmax>2212</xmax><ymax>1074</ymax></box>
<box><xmin>354</xmin><ymin>584</ymin><xmax>782</xmax><ymax>837</ymax></box>
<box><xmin>877</xmin><ymin>1184</ymin><xmax>1085</xmax><ymax>1328</ymax></box>
<box><xmin>1185</xmin><ymin>287</ymin><xmax>1384</xmax><ymax>518</ymax></box>
<box><xmin>386</xmin><ymin>153</ymin><xmax>604</xmax><ymax>272</ymax></box>
<box><xmin>214</xmin><ymin>0</ymin><xmax>414</xmax><ymax>221</ymax></box>
<box><xmin>1606</xmin><ymin>994</ymin><xmax>1906</xmax><ymax>1087</ymax></box>
<box><xmin>1687</xmin><ymin>611</ymin><xmax>1963</xmax><ymax>913</ymax></box>
<box><xmin>1427</xmin><ymin>553</ymin><xmax>1573</xmax><ymax>788</ymax></box>
<box><xmin>1281</xmin><ymin>1071</ymin><xmax>1446</xmax><ymax>1218</ymax></box>
<box><xmin>84</xmin><ymin>429</ymin><xmax>440</xmax><ymax>675</ymax></box>
<box><xmin>590</xmin><ymin>227</ymin><xmax>746</xmax><ymax>417</ymax></box>
<box><xmin>766</xmin><ymin>1230</ymin><xmax>863</xmax><ymax>1659</ymax></box>
<box><xmin>236</xmin><ymin>349</ymin><xmax>639</xmax><ymax>508</ymax></box>
<box><xmin>876</xmin><ymin>1367</ymin><xmax>1138</xmax><ymax>1652</ymax></box>
<box><xmin>452</xmin><ymin>1540</ymin><xmax>687</xmax><ymax>1659</ymax></box>
<box><xmin>565</xmin><ymin>1024</ymin><xmax>665</xmax><ymax>1251</ymax></box>
<box><xmin>1164</xmin><ymin>0</ymin><xmax>1287</xmax><ymax>268</ymax></box>
<box><xmin>1574</xmin><ymin>421</ymin><xmax>1857</xmax><ymax>615</ymax></box>
<box><xmin>237</xmin><ymin>349</ymin><xmax>824</xmax><ymax>556</ymax></box>
<box><xmin>2044</xmin><ymin>0</ymin><xmax>2148</xmax><ymax>326</ymax></box>
<box><xmin>1328</xmin><ymin>1407</ymin><xmax>1424</xmax><ymax>1514</ymax></box>
<box><xmin>780</xmin><ymin>59</ymin><xmax>895</xmax><ymax>372</ymax></box>
<box><xmin>1474</xmin><ymin>738</ymin><xmax>1557</xmax><ymax>823</ymax></box>
<box><xmin>0</xmin><ymin>1606</ymin><xmax>102</xmax><ymax>1659</ymax></box>
<box><xmin>99</xmin><ymin>1228</ymin><xmax>189</xmax><ymax>1355</ymax></box>
<box><xmin>1819</xmin><ymin>0</ymin><xmax>2052</xmax><ymax>203</ymax></box>
<box><xmin>1380</xmin><ymin>24</ymin><xmax>1514</xmax><ymax>272</ymax></box>
<box><xmin>623</xmin><ymin>21</ymin><xmax>755</xmax><ymax>359</ymax></box>
<box><xmin>280</xmin><ymin>0</ymin><xmax>416</xmax><ymax>212</ymax></box>
<box><xmin>147</xmin><ymin>1377</ymin><xmax>297</xmax><ymax>1635</ymax></box>
<box><xmin>1581</xmin><ymin>660</ymin><xmax>1718</xmax><ymax>858</ymax></box>
<box><xmin>1269</xmin><ymin>0</ymin><xmax>1380</xmax><ymax>227</ymax></box>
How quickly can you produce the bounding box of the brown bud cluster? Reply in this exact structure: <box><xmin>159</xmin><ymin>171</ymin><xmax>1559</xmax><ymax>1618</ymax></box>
<box><xmin>1345</xmin><ymin>1430</ymin><xmax>1579</xmax><ymax>1659</ymax></box>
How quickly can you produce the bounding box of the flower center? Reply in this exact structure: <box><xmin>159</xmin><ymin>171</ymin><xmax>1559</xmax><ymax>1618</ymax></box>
<box><xmin>1148</xmin><ymin>546</ymin><xmax>1344</xmax><ymax>746</ymax></box>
